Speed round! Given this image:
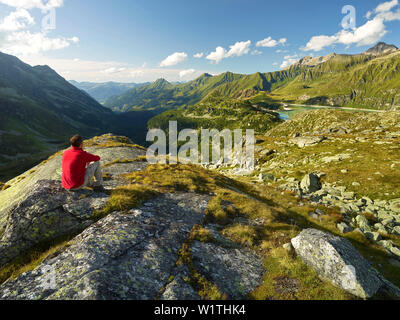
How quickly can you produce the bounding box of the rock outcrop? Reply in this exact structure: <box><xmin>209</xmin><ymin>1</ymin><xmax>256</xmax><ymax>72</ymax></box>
<box><xmin>0</xmin><ymin>192</ymin><xmax>266</xmax><ymax>300</ymax></box>
<box><xmin>300</xmin><ymin>173</ymin><xmax>322</xmax><ymax>194</ymax></box>
<box><xmin>289</xmin><ymin>136</ymin><xmax>326</xmax><ymax>148</ymax></box>
<box><xmin>0</xmin><ymin>180</ymin><xmax>107</xmax><ymax>266</ymax></box>
<box><xmin>291</xmin><ymin>229</ymin><xmax>400</xmax><ymax>299</ymax></box>
<box><xmin>0</xmin><ymin>134</ymin><xmax>267</xmax><ymax>300</ymax></box>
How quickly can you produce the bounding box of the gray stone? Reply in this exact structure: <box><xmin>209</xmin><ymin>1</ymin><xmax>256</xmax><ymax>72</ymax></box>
<box><xmin>378</xmin><ymin>240</ymin><xmax>394</xmax><ymax>250</ymax></box>
<box><xmin>377</xmin><ymin>211</ymin><xmax>394</xmax><ymax>221</ymax></box>
<box><xmin>300</xmin><ymin>173</ymin><xmax>322</xmax><ymax>194</ymax></box>
<box><xmin>289</xmin><ymin>136</ymin><xmax>326</xmax><ymax>148</ymax></box>
<box><xmin>283</xmin><ymin>243</ymin><xmax>294</xmax><ymax>252</ymax></box>
<box><xmin>0</xmin><ymin>180</ymin><xmax>103</xmax><ymax>267</ymax></box>
<box><xmin>291</xmin><ymin>229</ymin><xmax>400</xmax><ymax>299</ymax></box>
<box><xmin>364</xmin><ymin>232</ymin><xmax>382</xmax><ymax>242</ymax></box>
<box><xmin>321</xmin><ymin>154</ymin><xmax>351</xmax><ymax>164</ymax></box>
<box><xmin>191</xmin><ymin>240</ymin><xmax>265</xmax><ymax>300</ymax></box>
<box><xmin>161</xmin><ymin>277</ymin><xmax>200</xmax><ymax>300</ymax></box>
<box><xmin>355</xmin><ymin>215</ymin><xmax>372</xmax><ymax>232</ymax></box>
<box><xmin>337</xmin><ymin>222</ymin><xmax>353</xmax><ymax>234</ymax></box>
<box><xmin>389</xmin><ymin>199</ymin><xmax>400</xmax><ymax>214</ymax></box>
<box><xmin>393</xmin><ymin>226</ymin><xmax>400</xmax><ymax>236</ymax></box>
<box><xmin>0</xmin><ymin>193</ymin><xmax>210</xmax><ymax>300</ymax></box>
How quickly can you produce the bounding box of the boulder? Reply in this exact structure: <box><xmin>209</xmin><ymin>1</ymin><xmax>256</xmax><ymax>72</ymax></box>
<box><xmin>300</xmin><ymin>173</ymin><xmax>322</xmax><ymax>194</ymax></box>
<box><xmin>337</xmin><ymin>222</ymin><xmax>353</xmax><ymax>234</ymax></box>
<box><xmin>291</xmin><ymin>229</ymin><xmax>400</xmax><ymax>299</ymax></box>
<box><xmin>191</xmin><ymin>240</ymin><xmax>265</xmax><ymax>299</ymax></box>
<box><xmin>289</xmin><ymin>136</ymin><xmax>326</xmax><ymax>148</ymax></box>
<box><xmin>0</xmin><ymin>180</ymin><xmax>108</xmax><ymax>267</ymax></box>
<box><xmin>0</xmin><ymin>193</ymin><xmax>211</xmax><ymax>300</ymax></box>
<box><xmin>321</xmin><ymin>154</ymin><xmax>351</xmax><ymax>164</ymax></box>
<box><xmin>161</xmin><ymin>277</ymin><xmax>200</xmax><ymax>300</ymax></box>
<box><xmin>355</xmin><ymin>215</ymin><xmax>372</xmax><ymax>232</ymax></box>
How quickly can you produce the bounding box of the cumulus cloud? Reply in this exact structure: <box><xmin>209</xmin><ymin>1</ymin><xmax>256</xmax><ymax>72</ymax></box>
<box><xmin>0</xmin><ymin>0</ymin><xmax>63</xmax><ymax>10</ymax></box>
<box><xmin>256</xmin><ymin>37</ymin><xmax>287</xmax><ymax>48</ymax></box>
<box><xmin>206</xmin><ymin>46</ymin><xmax>227</xmax><ymax>63</ymax></box>
<box><xmin>280</xmin><ymin>54</ymin><xmax>299</xmax><ymax>69</ymax></box>
<box><xmin>0</xmin><ymin>30</ymin><xmax>79</xmax><ymax>55</ymax></box>
<box><xmin>179</xmin><ymin>68</ymin><xmax>196</xmax><ymax>78</ymax></box>
<box><xmin>302</xmin><ymin>0</ymin><xmax>400</xmax><ymax>52</ymax></box>
<box><xmin>226</xmin><ymin>40</ymin><xmax>251</xmax><ymax>57</ymax></box>
<box><xmin>206</xmin><ymin>40</ymin><xmax>251</xmax><ymax>64</ymax></box>
<box><xmin>368</xmin><ymin>0</ymin><xmax>398</xmax><ymax>17</ymax></box>
<box><xmin>0</xmin><ymin>9</ymin><xmax>34</xmax><ymax>31</ymax></box>
<box><xmin>193</xmin><ymin>52</ymin><xmax>204</xmax><ymax>58</ymax></box>
<box><xmin>160</xmin><ymin>52</ymin><xmax>187</xmax><ymax>67</ymax></box>
<box><xmin>0</xmin><ymin>6</ymin><xmax>79</xmax><ymax>56</ymax></box>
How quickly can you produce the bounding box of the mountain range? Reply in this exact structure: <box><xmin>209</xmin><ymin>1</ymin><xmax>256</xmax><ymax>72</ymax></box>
<box><xmin>70</xmin><ymin>81</ymin><xmax>147</xmax><ymax>104</ymax></box>
<box><xmin>1</xmin><ymin>42</ymin><xmax>399</xmax><ymax>180</ymax></box>
<box><xmin>102</xmin><ymin>42</ymin><xmax>400</xmax><ymax>113</ymax></box>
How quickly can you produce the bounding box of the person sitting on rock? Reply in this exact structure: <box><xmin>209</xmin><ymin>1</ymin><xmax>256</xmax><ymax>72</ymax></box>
<box><xmin>62</xmin><ymin>134</ymin><xmax>105</xmax><ymax>192</ymax></box>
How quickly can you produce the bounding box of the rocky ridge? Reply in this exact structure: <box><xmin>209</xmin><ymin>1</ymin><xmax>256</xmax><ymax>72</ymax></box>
<box><xmin>0</xmin><ymin>134</ymin><xmax>266</xmax><ymax>300</ymax></box>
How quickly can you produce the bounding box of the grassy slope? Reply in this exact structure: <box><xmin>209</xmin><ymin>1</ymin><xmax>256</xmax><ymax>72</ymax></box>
<box><xmin>148</xmin><ymin>93</ymin><xmax>283</xmax><ymax>135</ymax></box>
<box><xmin>272</xmin><ymin>52</ymin><xmax>400</xmax><ymax>109</ymax></box>
<box><xmin>104</xmin><ymin>69</ymin><xmax>302</xmax><ymax>112</ymax></box>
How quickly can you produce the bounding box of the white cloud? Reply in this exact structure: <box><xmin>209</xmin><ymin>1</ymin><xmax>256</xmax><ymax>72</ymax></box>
<box><xmin>206</xmin><ymin>40</ymin><xmax>251</xmax><ymax>64</ymax></box>
<box><xmin>160</xmin><ymin>52</ymin><xmax>187</xmax><ymax>67</ymax></box>
<box><xmin>130</xmin><ymin>70</ymin><xmax>144</xmax><ymax>78</ymax></box>
<box><xmin>256</xmin><ymin>36</ymin><xmax>287</xmax><ymax>48</ymax></box>
<box><xmin>69</xmin><ymin>36</ymin><xmax>79</xmax><ymax>43</ymax></box>
<box><xmin>251</xmin><ymin>50</ymin><xmax>262</xmax><ymax>55</ymax></box>
<box><xmin>101</xmin><ymin>67</ymin><xmax>126</xmax><ymax>74</ymax></box>
<box><xmin>179</xmin><ymin>68</ymin><xmax>196</xmax><ymax>78</ymax></box>
<box><xmin>226</xmin><ymin>40</ymin><xmax>251</xmax><ymax>57</ymax></box>
<box><xmin>206</xmin><ymin>46</ymin><xmax>227</xmax><ymax>63</ymax></box>
<box><xmin>0</xmin><ymin>0</ymin><xmax>63</xmax><ymax>10</ymax></box>
<box><xmin>302</xmin><ymin>1</ymin><xmax>400</xmax><ymax>52</ymax></box>
<box><xmin>280</xmin><ymin>54</ymin><xmax>299</xmax><ymax>69</ymax></box>
<box><xmin>20</xmin><ymin>55</ymin><xmax>214</xmax><ymax>82</ymax></box>
<box><xmin>0</xmin><ymin>9</ymin><xmax>34</xmax><ymax>31</ymax></box>
<box><xmin>0</xmin><ymin>7</ymin><xmax>79</xmax><ymax>56</ymax></box>
<box><xmin>376</xmin><ymin>0</ymin><xmax>398</xmax><ymax>13</ymax></box>
<box><xmin>193</xmin><ymin>52</ymin><xmax>204</xmax><ymax>58</ymax></box>
<box><xmin>302</xmin><ymin>35</ymin><xmax>338</xmax><ymax>52</ymax></box>
<box><xmin>336</xmin><ymin>18</ymin><xmax>387</xmax><ymax>47</ymax></box>
<box><xmin>0</xmin><ymin>30</ymin><xmax>79</xmax><ymax>55</ymax></box>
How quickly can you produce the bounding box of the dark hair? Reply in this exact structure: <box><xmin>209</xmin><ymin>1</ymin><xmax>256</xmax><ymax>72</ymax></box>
<box><xmin>70</xmin><ymin>134</ymin><xmax>83</xmax><ymax>147</ymax></box>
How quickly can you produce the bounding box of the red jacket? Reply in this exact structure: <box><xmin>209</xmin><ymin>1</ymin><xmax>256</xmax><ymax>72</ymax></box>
<box><xmin>62</xmin><ymin>147</ymin><xmax>100</xmax><ymax>189</ymax></box>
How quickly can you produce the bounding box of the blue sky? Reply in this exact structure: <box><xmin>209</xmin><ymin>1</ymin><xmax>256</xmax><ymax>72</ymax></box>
<box><xmin>0</xmin><ymin>0</ymin><xmax>399</xmax><ymax>82</ymax></box>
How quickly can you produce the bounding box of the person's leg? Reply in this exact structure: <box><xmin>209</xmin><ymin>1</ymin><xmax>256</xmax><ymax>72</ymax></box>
<box><xmin>83</xmin><ymin>161</ymin><xmax>103</xmax><ymax>187</ymax></box>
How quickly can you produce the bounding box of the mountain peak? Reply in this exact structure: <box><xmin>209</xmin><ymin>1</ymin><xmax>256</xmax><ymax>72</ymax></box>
<box><xmin>150</xmin><ymin>78</ymin><xmax>171</xmax><ymax>89</ymax></box>
<box><xmin>365</xmin><ymin>42</ymin><xmax>398</xmax><ymax>55</ymax></box>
